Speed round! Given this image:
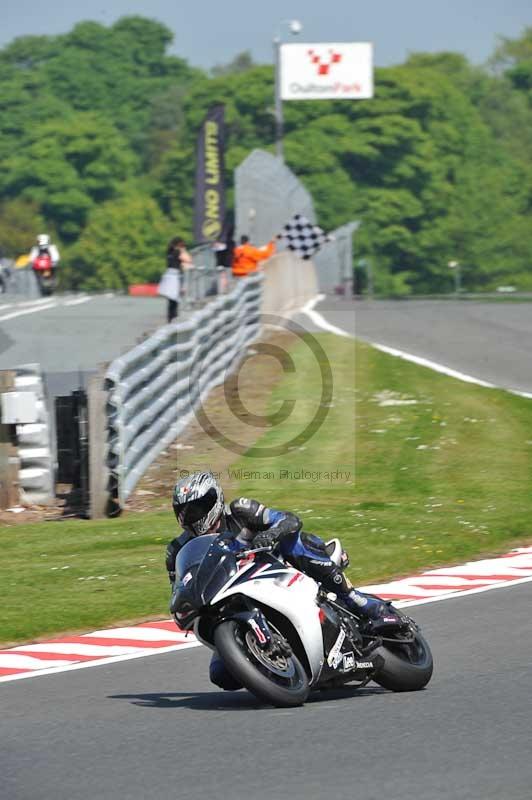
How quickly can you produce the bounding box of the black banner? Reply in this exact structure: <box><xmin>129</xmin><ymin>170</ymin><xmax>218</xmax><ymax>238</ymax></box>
<box><xmin>194</xmin><ymin>104</ymin><xmax>226</xmax><ymax>244</ymax></box>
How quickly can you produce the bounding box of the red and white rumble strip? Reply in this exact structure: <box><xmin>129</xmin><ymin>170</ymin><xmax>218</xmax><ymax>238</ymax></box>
<box><xmin>359</xmin><ymin>545</ymin><xmax>532</xmax><ymax>603</ymax></box>
<box><xmin>0</xmin><ymin>621</ymin><xmax>201</xmax><ymax>684</ymax></box>
<box><xmin>1</xmin><ymin>546</ymin><xmax>532</xmax><ymax>684</ymax></box>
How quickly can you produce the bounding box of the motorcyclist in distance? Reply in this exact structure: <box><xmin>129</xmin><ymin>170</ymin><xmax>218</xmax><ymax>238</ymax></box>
<box><xmin>166</xmin><ymin>471</ymin><xmax>405</xmax><ymax>691</ymax></box>
<box><xmin>29</xmin><ymin>234</ymin><xmax>60</xmax><ymax>267</ymax></box>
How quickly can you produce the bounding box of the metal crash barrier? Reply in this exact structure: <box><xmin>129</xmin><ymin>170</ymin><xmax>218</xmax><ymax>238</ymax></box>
<box><xmin>0</xmin><ymin>364</ymin><xmax>55</xmax><ymax>507</ymax></box>
<box><xmin>104</xmin><ymin>273</ymin><xmax>262</xmax><ymax>509</ymax></box>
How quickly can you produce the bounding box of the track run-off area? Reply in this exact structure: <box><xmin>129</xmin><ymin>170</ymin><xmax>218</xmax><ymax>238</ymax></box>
<box><xmin>2</xmin><ymin>295</ymin><xmax>532</xmax><ymax>799</ymax></box>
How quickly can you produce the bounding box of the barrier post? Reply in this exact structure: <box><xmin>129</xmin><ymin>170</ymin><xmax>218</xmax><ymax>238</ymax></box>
<box><xmin>87</xmin><ymin>371</ymin><xmax>112</xmax><ymax>518</ymax></box>
<box><xmin>0</xmin><ymin>371</ymin><xmax>20</xmax><ymax>509</ymax></box>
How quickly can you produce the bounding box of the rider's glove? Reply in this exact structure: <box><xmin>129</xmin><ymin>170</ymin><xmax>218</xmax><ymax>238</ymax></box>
<box><xmin>251</xmin><ymin>531</ymin><xmax>278</xmax><ymax>550</ymax></box>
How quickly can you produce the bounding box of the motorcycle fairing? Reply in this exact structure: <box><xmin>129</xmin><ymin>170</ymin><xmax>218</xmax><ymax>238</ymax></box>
<box><xmin>210</xmin><ymin>559</ymin><xmax>325</xmax><ymax>682</ymax></box>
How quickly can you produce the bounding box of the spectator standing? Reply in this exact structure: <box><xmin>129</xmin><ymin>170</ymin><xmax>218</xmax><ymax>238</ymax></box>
<box><xmin>231</xmin><ymin>235</ymin><xmax>275</xmax><ymax>277</ymax></box>
<box><xmin>158</xmin><ymin>237</ymin><xmax>193</xmax><ymax>323</ymax></box>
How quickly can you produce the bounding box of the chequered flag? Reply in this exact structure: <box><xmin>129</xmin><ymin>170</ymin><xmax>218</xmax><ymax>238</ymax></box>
<box><xmin>277</xmin><ymin>214</ymin><xmax>332</xmax><ymax>260</ymax></box>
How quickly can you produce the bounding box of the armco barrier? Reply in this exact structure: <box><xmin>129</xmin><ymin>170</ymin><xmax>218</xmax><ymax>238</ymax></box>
<box><xmin>104</xmin><ymin>273</ymin><xmax>262</xmax><ymax>509</ymax></box>
<box><xmin>14</xmin><ymin>364</ymin><xmax>55</xmax><ymax>505</ymax></box>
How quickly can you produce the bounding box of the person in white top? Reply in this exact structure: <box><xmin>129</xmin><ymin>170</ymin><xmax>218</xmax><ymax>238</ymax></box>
<box><xmin>29</xmin><ymin>234</ymin><xmax>60</xmax><ymax>265</ymax></box>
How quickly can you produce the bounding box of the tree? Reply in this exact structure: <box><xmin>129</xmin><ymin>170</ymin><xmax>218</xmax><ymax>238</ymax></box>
<box><xmin>211</xmin><ymin>51</ymin><xmax>255</xmax><ymax>77</ymax></box>
<box><xmin>489</xmin><ymin>27</ymin><xmax>532</xmax><ymax>73</ymax></box>
<box><xmin>0</xmin><ymin>113</ymin><xmax>137</xmax><ymax>238</ymax></box>
<box><xmin>0</xmin><ymin>199</ymin><xmax>47</xmax><ymax>257</ymax></box>
<box><xmin>67</xmin><ymin>194</ymin><xmax>175</xmax><ymax>290</ymax></box>
<box><xmin>2</xmin><ymin>18</ymin><xmax>532</xmax><ymax>294</ymax></box>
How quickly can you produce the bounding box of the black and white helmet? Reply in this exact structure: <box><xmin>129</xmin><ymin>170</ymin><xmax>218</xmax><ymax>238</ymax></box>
<box><xmin>172</xmin><ymin>471</ymin><xmax>224</xmax><ymax>535</ymax></box>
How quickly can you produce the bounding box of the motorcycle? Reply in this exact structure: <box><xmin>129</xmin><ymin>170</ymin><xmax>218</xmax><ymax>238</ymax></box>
<box><xmin>32</xmin><ymin>252</ymin><xmax>55</xmax><ymax>296</ymax></box>
<box><xmin>171</xmin><ymin>534</ymin><xmax>434</xmax><ymax>707</ymax></box>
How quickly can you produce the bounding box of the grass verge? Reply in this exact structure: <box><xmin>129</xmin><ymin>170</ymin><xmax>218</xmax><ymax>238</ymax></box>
<box><xmin>2</xmin><ymin>333</ymin><xmax>532</xmax><ymax>645</ymax></box>
<box><xmin>232</xmin><ymin>336</ymin><xmax>532</xmax><ymax>587</ymax></box>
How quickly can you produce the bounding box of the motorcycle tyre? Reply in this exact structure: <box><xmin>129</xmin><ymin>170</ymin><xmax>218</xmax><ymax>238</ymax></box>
<box><xmin>372</xmin><ymin>630</ymin><xmax>433</xmax><ymax>692</ymax></box>
<box><xmin>214</xmin><ymin>620</ymin><xmax>310</xmax><ymax>707</ymax></box>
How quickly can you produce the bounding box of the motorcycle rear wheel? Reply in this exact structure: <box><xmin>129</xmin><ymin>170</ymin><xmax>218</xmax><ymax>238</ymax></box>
<box><xmin>214</xmin><ymin>620</ymin><xmax>310</xmax><ymax>707</ymax></box>
<box><xmin>372</xmin><ymin>630</ymin><xmax>433</xmax><ymax>692</ymax></box>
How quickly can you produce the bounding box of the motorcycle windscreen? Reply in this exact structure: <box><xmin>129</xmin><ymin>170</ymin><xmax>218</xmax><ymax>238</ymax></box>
<box><xmin>175</xmin><ymin>534</ymin><xmax>237</xmax><ymax>606</ymax></box>
<box><xmin>175</xmin><ymin>534</ymin><xmax>218</xmax><ymax>580</ymax></box>
<box><xmin>196</xmin><ymin>540</ymin><xmax>238</xmax><ymax>604</ymax></box>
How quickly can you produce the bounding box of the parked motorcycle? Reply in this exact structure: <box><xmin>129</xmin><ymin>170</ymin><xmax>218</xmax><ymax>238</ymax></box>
<box><xmin>171</xmin><ymin>534</ymin><xmax>434</xmax><ymax>707</ymax></box>
<box><xmin>32</xmin><ymin>252</ymin><xmax>55</xmax><ymax>296</ymax></box>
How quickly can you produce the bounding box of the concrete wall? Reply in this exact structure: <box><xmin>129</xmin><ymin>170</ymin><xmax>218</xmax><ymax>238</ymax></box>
<box><xmin>235</xmin><ymin>150</ymin><xmax>316</xmax><ymax>246</ymax></box>
<box><xmin>260</xmin><ymin>252</ymin><xmax>318</xmax><ymax>319</ymax></box>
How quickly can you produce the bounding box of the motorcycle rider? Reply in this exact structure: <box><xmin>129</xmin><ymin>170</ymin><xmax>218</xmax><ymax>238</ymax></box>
<box><xmin>29</xmin><ymin>234</ymin><xmax>60</xmax><ymax>267</ymax></box>
<box><xmin>166</xmin><ymin>471</ymin><xmax>405</xmax><ymax>691</ymax></box>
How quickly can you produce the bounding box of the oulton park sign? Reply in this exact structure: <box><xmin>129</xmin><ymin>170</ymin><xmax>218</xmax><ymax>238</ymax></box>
<box><xmin>280</xmin><ymin>42</ymin><xmax>374</xmax><ymax>101</ymax></box>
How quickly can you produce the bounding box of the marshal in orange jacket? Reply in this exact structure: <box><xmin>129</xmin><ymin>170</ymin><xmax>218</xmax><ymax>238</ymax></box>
<box><xmin>232</xmin><ymin>237</ymin><xmax>276</xmax><ymax>277</ymax></box>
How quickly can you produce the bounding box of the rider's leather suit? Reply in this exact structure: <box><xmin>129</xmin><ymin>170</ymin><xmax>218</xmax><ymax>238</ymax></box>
<box><xmin>165</xmin><ymin>497</ymin><xmax>351</xmax><ymax>595</ymax></box>
<box><xmin>165</xmin><ymin>497</ymin><xmax>354</xmax><ymax>691</ymax></box>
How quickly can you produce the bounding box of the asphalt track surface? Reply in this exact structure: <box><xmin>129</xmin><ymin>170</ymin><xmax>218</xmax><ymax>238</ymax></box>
<box><xmin>0</xmin><ymin>294</ymin><xmax>168</xmax><ymax>372</ymax></box>
<box><xmin>2</xmin><ymin>582</ymin><xmax>531</xmax><ymax>800</ymax></box>
<box><xmin>3</xmin><ymin>296</ymin><xmax>532</xmax><ymax>798</ymax></box>
<box><xmin>0</xmin><ymin>293</ymin><xmax>168</xmax><ymax>395</ymax></box>
<box><xmin>309</xmin><ymin>296</ymin><xmax>532</xmax><ymax>395</ymax></box>
<box><xmin>4</xmin><ymin>292</ymin><xmax>529</xmax><ymax>394</ymax></box>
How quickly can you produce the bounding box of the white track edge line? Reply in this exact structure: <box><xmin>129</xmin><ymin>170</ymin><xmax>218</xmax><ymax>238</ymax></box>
<box><xmin>394</xmin><ymin>573</ymin><xmax>532</xmax><ymax>608</ymax></box>
<box><xmin>373</xmin><ymin>342</ymin><xmax>498</xmax><ymax>390</ymax></box>
<box><xmin>64</xmin><ymin>296</ymin><xmax>91</xmax><ymax>306</ymax></box>
<box><xmin>300</xmin><ymin>294</ymin><xmax>532</xmax><ymax>398</ymax></box>
<box><xmin>0</xmin><ymin>301</ymin><xmax>57</xmax><ymax>321</ymax></box>
<box><xmin>370</xmin><ymin>342</ymin><xmax>532</xmax><ymax>399</ymax></box>
<box><xmin>301</xmin><ymin>294</ymin><xmax>353</xmax><ymax>338</ymax></box>
<box><xmin>0</xmin><ymin>640</ymin><xmax>202</xmax><ymax>684</ymax></box>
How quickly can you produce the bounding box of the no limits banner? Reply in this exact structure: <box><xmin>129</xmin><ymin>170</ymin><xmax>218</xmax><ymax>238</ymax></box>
<box><xmin>194</xmin><ymin>104</ymin><xmax>226</xmax><ymax>244</ymax></box>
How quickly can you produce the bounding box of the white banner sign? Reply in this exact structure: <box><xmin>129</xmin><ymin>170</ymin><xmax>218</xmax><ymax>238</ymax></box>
<box><xmin>280</xmin><ymin>42</ymin><xmax>373</xmax><ymax>100</ymax></box>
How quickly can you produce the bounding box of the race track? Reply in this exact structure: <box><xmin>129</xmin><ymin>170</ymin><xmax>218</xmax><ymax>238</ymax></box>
<box><xmin>302</xmin><ymin>296</ymin><xmax>532</xmax><ymax>395</ymax></box>
<box><xmin>0</xmin><ymin>293</ymin><xmax>168</xmax><ymax>395</ymax></box>
<box><xmin>3</xmin><ymin>294</ymin><xmax>532</xmax><ymax>798</ymax></box>
<box><xmin>2</xmin><ymin>582</ymin><xmax>531</xmax><ymax>800</ymax></box>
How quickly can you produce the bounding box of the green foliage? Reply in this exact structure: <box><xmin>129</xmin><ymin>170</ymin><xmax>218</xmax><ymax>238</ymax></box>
<box><xmin>67</xmin><ymin>194</ymin><xmax>175</xmax><ymax>290</ymax></box>
<box><xmin>0</xmin><ymin>199</ymin><xmax>47</xmax><ymax>257</ymax></box>
<box><xmin>489</xmin><ymin>26</ymin><xmax>532</xmax><ymax>73</ymax></box>
<box><xmin>0</xmin><ymin>17</ymin><xmax>532</xmax><ymax>291</ymax></box>
<box><xmin>0</xmin><ymin>113</ymin><xmax>137</xmax><ymax>239</ymax></box>
<box><xmin>211</xmin><ymin>50</ymin><xmax>255</xmax><ymax>77</ymax></box>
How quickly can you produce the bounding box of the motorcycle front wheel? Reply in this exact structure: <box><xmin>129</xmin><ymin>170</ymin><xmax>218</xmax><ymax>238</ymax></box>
<box><xmin>214</xmin><ymin>619</ymin><xmax>310</xmax><ymax>707</ymax></box>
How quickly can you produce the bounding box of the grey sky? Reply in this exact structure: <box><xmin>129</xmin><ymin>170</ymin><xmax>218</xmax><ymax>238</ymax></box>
<box><xmin>1</xmin><ymin>0</ymin><xmax>531</xmax><ymax>70</ymax></box>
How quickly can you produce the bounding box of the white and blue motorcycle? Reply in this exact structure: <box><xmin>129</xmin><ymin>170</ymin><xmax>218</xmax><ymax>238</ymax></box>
<box><xmin>172</xmin><ymin>534</ymin><xmax>433</xmax><ymax>707</ymax></box>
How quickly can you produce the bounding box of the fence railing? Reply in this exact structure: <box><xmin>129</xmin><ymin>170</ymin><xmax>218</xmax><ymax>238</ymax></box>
<box><xmin>104</xmin><ymin>273</ymin><xmax>262</xmax><ymax>507</ymax></box>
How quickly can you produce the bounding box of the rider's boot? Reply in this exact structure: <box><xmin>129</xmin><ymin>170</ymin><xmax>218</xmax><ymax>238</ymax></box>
<box><xmin>288</xmin><ymin>539</ymin><xmax>405</xmax><ymax>633</ymax></box>
<box><xmin>341</xmin><ymin>589</ymin><xmax>405</xmax><ymax>632</ymax></box>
